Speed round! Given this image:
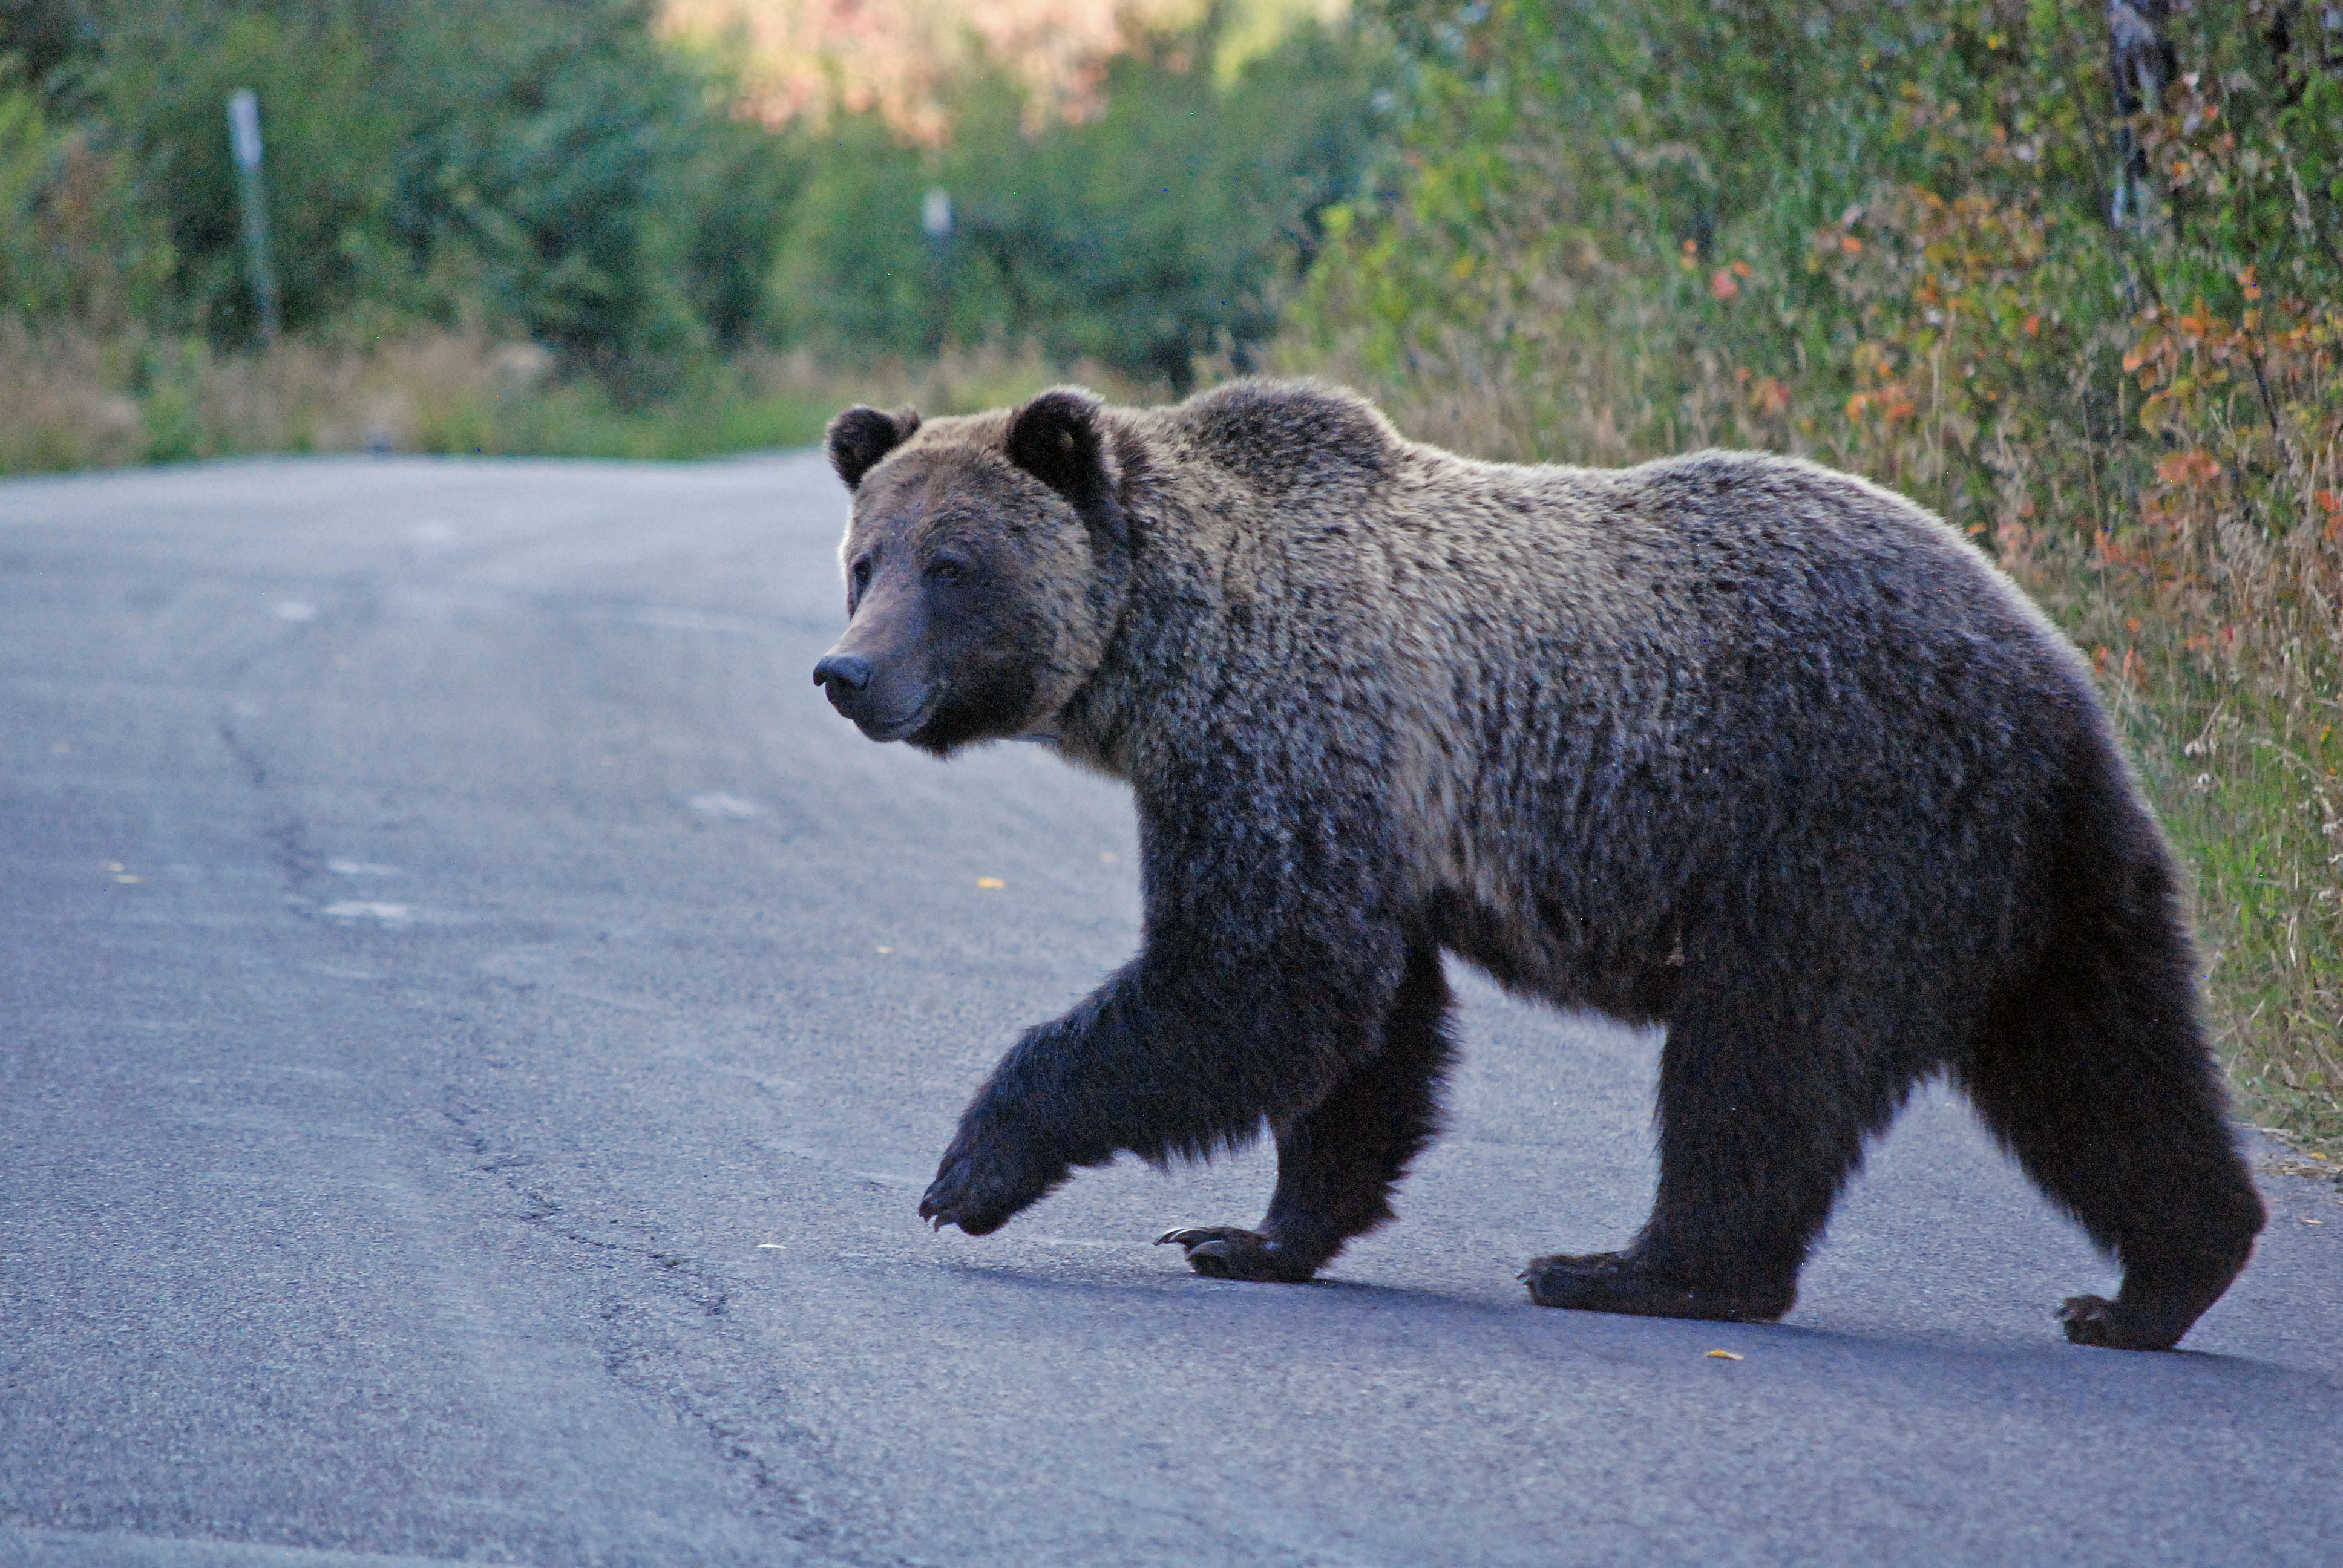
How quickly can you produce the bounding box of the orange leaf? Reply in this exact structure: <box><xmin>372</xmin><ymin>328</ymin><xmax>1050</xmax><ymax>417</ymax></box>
<box><xmin>1710</xmin><ymin>269</ymin><xmax>1740</xmax><ymax>302</ymax></box>
<box><xmin>2157</xmin><ymin>451</ymin><xmax>2220</xmax><ymax>486</ymax></box>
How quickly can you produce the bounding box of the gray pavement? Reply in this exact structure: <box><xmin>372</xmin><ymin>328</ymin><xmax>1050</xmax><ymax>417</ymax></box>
<box><xmin>2</xmin><ymin>452</ymin><xmax>2339</xmax><ymax>1567</ymax></box>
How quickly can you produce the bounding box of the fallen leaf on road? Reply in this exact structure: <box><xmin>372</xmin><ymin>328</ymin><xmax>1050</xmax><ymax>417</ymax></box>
<box><xmin>977</xmin><ymin>877</ymin><xmax>1005</xmax><ymax>889</ymax></box>
<box><xmin>1705</xmin><ymin>1350</ymin><xmax>1743</xmax><ymax>1360</ymax></box>
<box><xmin>2264</xmin><ymin>1158</ymin><xmax>2343</xmax><ymax>1184</ymax></box>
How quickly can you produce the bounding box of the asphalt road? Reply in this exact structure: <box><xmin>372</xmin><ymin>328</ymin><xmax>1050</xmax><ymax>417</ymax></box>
<box><xmin>4</xmin><ymin>452</ymin><xmax>2340</xmax><ymax>1568</ymax></box>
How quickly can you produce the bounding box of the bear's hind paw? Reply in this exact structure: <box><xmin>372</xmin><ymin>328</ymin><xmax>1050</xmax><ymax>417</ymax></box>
<box><xmin>2057</xmin><ymin>1293</ymin><xmax>2186</xmax><ymax>1351</ymax></box>
<box><xmin>1156</xmin><ymin>1226</ymin><xmax>1319</xmax><ymax>1282</ymax></box>
<box><xmin>1521</xmin><ymin>1251</ymin><xmax>1791</xmax><ymax>1324</ymax></box>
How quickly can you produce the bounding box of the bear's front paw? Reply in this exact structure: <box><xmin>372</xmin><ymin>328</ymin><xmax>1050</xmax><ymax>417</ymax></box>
<box><xmin>917</xmin><ymin>1129</ymin><xmax>1064</xmax><ymax>1236</ymax></box>
<box><xmin>1155</xmin><ymin>1226</ymin><xmax>1319</xmax><ymax>1282</ymax></box>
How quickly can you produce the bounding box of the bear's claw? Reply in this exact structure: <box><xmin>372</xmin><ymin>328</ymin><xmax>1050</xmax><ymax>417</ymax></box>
<box><xmin>919</xmin><ymin>1134</ymin><xmax>1064</xmax><ymax>1236</ymax></box>
<box><xmin>1155</xmin><ymin>1226</ymin><xmax>1317</xmax><ymax>1282</ymax></box>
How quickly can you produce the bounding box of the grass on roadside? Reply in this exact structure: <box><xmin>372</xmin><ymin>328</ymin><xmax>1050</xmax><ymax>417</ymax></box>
<box><xmin>0</xmin><ymin>325</ymin><xmax>1162</xmax><ymax>474</ymax></box>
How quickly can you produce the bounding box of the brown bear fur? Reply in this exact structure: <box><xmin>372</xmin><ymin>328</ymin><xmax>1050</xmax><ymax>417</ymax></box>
<box><xmin>813</xmin><ymin>380</ymin><xmax>2264</xmax><ymax>1350</ymax></box>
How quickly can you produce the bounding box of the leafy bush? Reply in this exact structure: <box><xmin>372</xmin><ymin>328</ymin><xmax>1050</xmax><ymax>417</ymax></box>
<box><xmin>19</xmin><ymin>0</ymin><xmax>798</xmax><ymax>386</ymax></box>
<box><xmin>772</xmin><ymin>10</ymin><xmax>1384</xmax><ymax>387</ymax></box>
<box><xmin>96</xmin><ymin>6</ymin><xmax>404</xmax><ymax>339</ymax></box>
<box><xmin>0</xmin><ymin>68</ymin><xmax>172</xmax><ymax>330</ymax></box>
<box><xmin>7</xmin><ymin>1</ymin><xmax>1377</xmax><ymax>397</ymax></box>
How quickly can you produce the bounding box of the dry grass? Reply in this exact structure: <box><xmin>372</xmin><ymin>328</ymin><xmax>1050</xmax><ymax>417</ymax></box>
<box><xmin>0</xmin><ymin>328</ymin><xmax>1163</xmax><ymax>475</ymax></box>
<box><xmin>0</xmin><ymin>324</ymin><xmax>146</xmax><ymax>472</ymax></box>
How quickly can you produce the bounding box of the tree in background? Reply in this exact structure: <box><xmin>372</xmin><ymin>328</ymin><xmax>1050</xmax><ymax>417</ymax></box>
<box><xmin>0</xmin><ymin>0</ymin><xmax>1378</xmax><ymax>391</ymax></box>
<box><xmin>47</xmin><ymin>0</ymin><xmax>794</xmax><ymax>389</ymax></box>
<box><xmin>769</xmin><ymin>7</ymin><xmax>1383</xmax><ymax>387</ymax></box>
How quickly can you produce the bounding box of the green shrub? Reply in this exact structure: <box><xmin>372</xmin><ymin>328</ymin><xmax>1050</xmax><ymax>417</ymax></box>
<box><xmin>772</xmin><ymin>9</ymin><xmax>1385</xmax><ymax>388</ymax></box>
<box><xmin>0</xmin><ymin>71</ymin><xmax>172</xmax><ymax>330</ymax></box>
<box><xmin>97</xmin><ymin>6</ymin><xmax>402</xmax><ymax>338</ymax></box>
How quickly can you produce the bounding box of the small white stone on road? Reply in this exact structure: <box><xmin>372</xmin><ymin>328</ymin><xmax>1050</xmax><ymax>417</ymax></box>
<box><xmin>327</xmin><ymin>858</ymin><xmax>401</xmax><ymax>876</ymax></box>
<box><xmin>688</xmin><ymin>792</ymin><xmax>760</xmax><ymax>819</ymax></box>
<box><xmin>274</xmin><ymin>600</ymin><xmax>318</xmax><ymax>622</ymax></box>
<box><xmin>321</xmin><ymin>901</ymin><xmax>412</xmax><ymax>923</ymax></box>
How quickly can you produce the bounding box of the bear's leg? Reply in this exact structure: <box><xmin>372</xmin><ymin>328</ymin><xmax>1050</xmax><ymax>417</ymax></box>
<box><xmin>1524</xmin><ymin>976</ymin><xmax>1902</xmax><ymax>1323</ymax></box>
<box><xmin>1159</xmin><ymin>942</ymin><xmax>1455</xmax><ymax>1282</ymax></box>
<box><xmin>1960</xmin><ymin>849</ymin><xmax>2264</xmax><ymax>1351</ymax></box>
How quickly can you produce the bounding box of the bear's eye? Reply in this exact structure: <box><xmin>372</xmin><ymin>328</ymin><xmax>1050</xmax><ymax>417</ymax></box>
<box><xmin>851</xmin><ymin>557</ymin><xmax>873</xmax><ymax>591</ymax></box>
<box><xmin>928</xmin><ymin>556</ymin><xmax>966</xmax><ymax>585</ymax></box>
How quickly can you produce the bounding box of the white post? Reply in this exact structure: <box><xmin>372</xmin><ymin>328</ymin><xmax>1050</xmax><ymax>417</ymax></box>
<box><xmin>227</xmin><ymin>90</ymin><xmax>281</xmax><ymax>343</ymax></box>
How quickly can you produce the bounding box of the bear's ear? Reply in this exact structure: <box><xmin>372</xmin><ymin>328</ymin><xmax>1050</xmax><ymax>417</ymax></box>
<box><xmin>827</xmin><ymin>405</ymin><xmax>922</xmax><ymax>491</ymax></box>
<box><xmin>1006</xmin><ymin>387</ymin><xmax>1127</xmax><ymax>552</ymax></box>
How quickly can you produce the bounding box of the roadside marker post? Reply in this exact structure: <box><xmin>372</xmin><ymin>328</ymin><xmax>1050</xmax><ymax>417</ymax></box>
<box><xmin>226</xmin><ymin>89</ymin><xmax>281</xmax><ymax>343</ymax></box>
<box><xmin>922</xmin><ymin>186</ymin><xmax>953</xmax><ymax>354</ymax></box>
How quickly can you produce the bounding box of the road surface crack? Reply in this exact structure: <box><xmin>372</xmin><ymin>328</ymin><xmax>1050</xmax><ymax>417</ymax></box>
<box><xmin>438</xmin><ymin>1096</ymin><xmax>919</xmax><ymax>1568</ymax></box>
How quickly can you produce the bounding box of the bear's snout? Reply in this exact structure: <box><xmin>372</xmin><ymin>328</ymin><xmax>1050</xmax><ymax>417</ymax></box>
<box><xmin>813</xmin><ymin>646</ymin><xmax>930</xmax><ymax>740</ymax></box>
<box><xmin>812</xmin><ymin>651</ymin><xmax>873</xmax><ymax>698</ymax></box>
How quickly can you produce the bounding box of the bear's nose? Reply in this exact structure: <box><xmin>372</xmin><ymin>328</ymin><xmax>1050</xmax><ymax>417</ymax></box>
<box><xmin>813</xmin><ymin>652</ymin><xmax>873</xmax><ymax>695</ymax></box>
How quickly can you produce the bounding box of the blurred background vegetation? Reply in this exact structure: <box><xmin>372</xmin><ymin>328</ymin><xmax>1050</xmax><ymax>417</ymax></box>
<box><xmin>0</xmin><ymin>0</ymin><xmax>1381</xmax><ymax>459</ymax></box>
<box><xmin>0</xmin><ymin>0</ymin><xmax>2336</xmax><ymax>1149</ymax></box>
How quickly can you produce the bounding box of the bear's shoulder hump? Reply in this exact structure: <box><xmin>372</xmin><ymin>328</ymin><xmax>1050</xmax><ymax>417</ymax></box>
<box><xmin>1170</xmin><ymin>380</ymin><xmax>1400</xmax><ymax>491</ymax></box>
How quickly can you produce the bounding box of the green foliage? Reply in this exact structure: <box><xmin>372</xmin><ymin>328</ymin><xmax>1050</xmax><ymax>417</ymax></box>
<box><xmin>1302</xmin><ymin>0</ymin><xmax>2343</xmax><ymax>488</ymax></box>
<box><xmin>379</xmin><ymin>0</ymin><xmax>764</xmax><ymax>384</ymax></box>
<box><xmin>14</xmin><ymin>0</ymin><xmax>798</xmax><ymax>385</ymax></box>
<box><xmin>765</xmin><ymin>114</ymin><xmax>935</xmax><ymax>359</ymax></box>
<box><xmin>0</xmin><ymin>68</ymin><xmax>172</xmax><ymax>329</ymax></box>
<box><xmin>774</xmin><ymin>10</ymin><xmax>1386</xmax><ymax>388</ymax></box>
<box><xmin>97</xmin><ymin>6</ymin><xmax>404</xmax><ymax>339</ymax></box>
<box><xmin>7</xmin><ymin>1</ymin><xmax>1377</xmax><ymax>394</ymax></box>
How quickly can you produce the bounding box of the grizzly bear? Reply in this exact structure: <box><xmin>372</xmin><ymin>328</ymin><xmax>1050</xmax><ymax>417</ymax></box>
<box><xmin>812</xmin><ymin>380</ymin><xmax>2264</xmax><ymax>1351</ymax></box>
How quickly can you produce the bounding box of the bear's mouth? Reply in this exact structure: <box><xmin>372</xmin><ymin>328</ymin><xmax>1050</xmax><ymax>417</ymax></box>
<box><xmin>853</xmin><ymin>698</ymin><xmax>936</xmax><ymax>743</ymax></box>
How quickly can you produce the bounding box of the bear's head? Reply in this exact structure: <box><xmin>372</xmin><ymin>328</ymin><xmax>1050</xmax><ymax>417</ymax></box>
<box><xmin>812</xmin><ymin>387</ymin><xmax>1131</xmax><ymax>757</ymax></box>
